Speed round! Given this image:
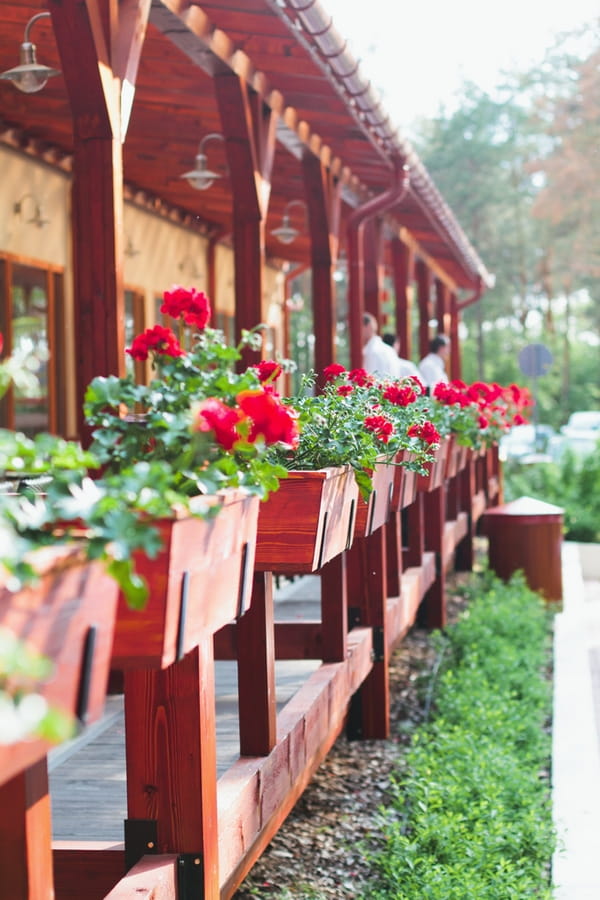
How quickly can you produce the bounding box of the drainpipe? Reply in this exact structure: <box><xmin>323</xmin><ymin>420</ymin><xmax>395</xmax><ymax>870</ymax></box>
<box><xmin>457</xmin><ymin>275</ymin><xmax>485</xmax><ymax>311</ymax></box>
<box><xmin>347</xmin><ymin>157</ymin><xmax>410</xmax><ymax>368</ymax></box>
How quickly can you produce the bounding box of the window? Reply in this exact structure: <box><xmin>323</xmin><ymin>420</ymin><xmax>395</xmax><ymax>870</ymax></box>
<box><xmin>0</xmin><ymin>257</ymin><xmax>63</xmax><ymax>436</ymax></box>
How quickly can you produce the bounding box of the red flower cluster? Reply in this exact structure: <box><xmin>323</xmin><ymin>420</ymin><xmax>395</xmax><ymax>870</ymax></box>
<box><xmin>323</xmin><ymin>363</ymin><xmax>346</xmax><ymax>382</ymax></box>
<box><xmin>254</xmin><ymin>360</ymin><xmax>282</xmax><ymax>383</ymax></box>
<box><xmin>383</xmin><ymin>384</ymin><xmax>417</xmax><ymax>407</ymax></box>
<box><xmin>407</xmin><ymin>421</ymin><xmax>441</xmax><ymax>445</ymax></box>
<box><xmin>126</xmin><ymin>325</ymin><xmax>185</xmax><ymax>361</ymax></box>
<box><xmin>337</xmin><ymin>384</ymin><xmax>354</xmax><ymax>397</ymax></box>
<box><xmin>194</xmin><ymin>398</ymin><xmax>243</xmax><ymax>450</ymax></box>
<box><xmin>194</xmin><ymin>389</ymin><xmax>299</xmax><ymax>450</ymax></box>
<box><xmin>364</xmin><ymin>414</ymin><xmax>394</xmax><ymax>443</ymax></box>
<box><xmin>160</xmin><ymin>285</ymin><xmax>211</xmax><ymax>330</ymax></box>
<box><xmin>433</xmin><ymin>379</ymin><xmax>533</xmax><ymax>431</ymax></box>
<box><xmin>348</xmin><ymin>368</ymin><xmax>373</xmax><ymax>387</ymax></box>
<box><xmin>0</xmin><ymin>332</ymin><xmax>3</xmax><ymax>355</ymax></box>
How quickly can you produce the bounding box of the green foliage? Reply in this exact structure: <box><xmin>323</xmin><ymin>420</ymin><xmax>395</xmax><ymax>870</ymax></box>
<box><xmin>366</xmin><ymin>572</ymin><xmax>555</xmax><ymax>899</ymax></box>
<box><xmin>504</xmin><ymin>449</ymin><xmax>600</xmax><ymax>542</ymax></box>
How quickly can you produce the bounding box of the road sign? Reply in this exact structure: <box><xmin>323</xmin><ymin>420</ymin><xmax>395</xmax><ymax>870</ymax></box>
<box><xmin>518</xmin><ymin>343</ymin><xmax>553</xmax><ymax>378</ymax></box>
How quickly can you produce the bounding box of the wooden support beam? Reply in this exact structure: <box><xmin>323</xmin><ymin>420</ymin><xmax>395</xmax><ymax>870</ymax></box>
<box><xmin>455</xmin><ymin>454</ymin><xmax>476</xmax><ymax>571</ymax></box>
<box><xmin>320</xmin><ymin>553</ymin><xmax>348</xmax><ymax>662</ymax></box>
<box><xmin>346</xmin><ymin>530</ymin><xmax>390</xmax><ymax>739</ymax></box>
<box><xmin>385</xmin><ymin>512</ymin><xmax>403</xmax><ymax>598</ymax></box>
<box><xmin>435</xmin><ymin>277</ymin><xmax>449</xmax><ymax>335</ymax></box>
<box><xmin>416</xmin><ymin>259</ymin><xmax>431</xmax><ymax>361</ymax></box>
<box><xmin>123</xmin><ymin>643</ymin><xmax>219</xmax><ymax>898</ymax></box>
<box><xmin>103</xmin><ymin>854</ymin><xmax>178</xmax><ymax>899</ymax></box>
<box><xmin>363</xmin><ymin>219</ymin><xmax>380</xmax><ymax>319</ymax></box>
<box><xmin>237</xmin><ymin>573</ymin><xmax>277</xmax><ymax>756</ymax></box>
<box><xmin>53</xmin><ymin>844</ymin><xmax>125</xmax><ymax>900</ymax></box>
<box><xmin>392</xmin><ymin>237</ymin><xmax>413</xmax><ymax>360</ymax></box>
<box><xmin>423</xmin><ymin>486</ymin><xmax>447</xmax><ymax>628</ymax></box>
<box><xmin>0</xmin><ymin>760</ymin><xmax>53</xmax><ymax>900</ymax></box>
<box><xmin>450</xmin><ymin>292</ymin><xmax>461</xmax><ymax>380</ymax></box>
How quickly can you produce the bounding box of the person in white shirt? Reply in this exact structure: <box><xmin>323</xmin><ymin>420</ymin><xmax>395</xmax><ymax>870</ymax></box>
<box><xmin>418</xmin><ymin>335</ymin><xmax>450</xmax><ymax>391</ymax></box>
<box><xmin>381</xmin><ymin>333</ymin><xmax>420</xmax><ymax>379</ymax></box>
<box><xmin>362</xmin><ymin>313</ymin><xmax>405</xmax><ymax>378</ymax></box>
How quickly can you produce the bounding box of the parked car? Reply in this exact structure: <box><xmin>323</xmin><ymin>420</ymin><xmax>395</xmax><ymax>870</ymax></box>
<box><xmin>499</xmin><ymin>424</ymin><xmax>555</xmax><ymax>462</ymax></box>
<box><xmin>558</xmin><ymin>410</ymin><xmax>600</xmax><ymax>459</ymax></box>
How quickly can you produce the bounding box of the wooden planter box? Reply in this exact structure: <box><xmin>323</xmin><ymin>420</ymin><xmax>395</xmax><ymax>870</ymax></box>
<box><xmin>254</xmin><ymin>466</ymin><xmax>358</xmax><ymax>573</ymax></box>
<box><xmin>354</xmin><ymin>461</ymin><xmax>396</xmax><ymax>537</ymax></box>
<box><xmin>416</xmin><ymin>437</ymin><xmax>449</xmax><ymax>493</ymax></box>
<box><xmin>0</xmin><ymin>547</ymin><xmax>119</xmax><ymax>787</ymax></box>
<box><xmin>111</xmin><ymin>491</ymin><xmax>260</xmax><ymax>670</ymax></box>
<box><xmin>445</xmin><ymin>434</ymin><xmax>468</xmax><ymax>479</ymax></box>
<box><xmin>391</xmin><ymin>450</ymin><xmax>418</xmax><ymax>511</ymax></box>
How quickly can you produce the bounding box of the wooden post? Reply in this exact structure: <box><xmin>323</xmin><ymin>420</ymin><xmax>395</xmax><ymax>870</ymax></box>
<box><xmin>423</xmin><ymin>486</ymin><xmax>447</xmax><ymax>628</ymax></box>
<box><xmin>363</xmin><ymin>219</ymin><xmax>381</xmax><ymax>319</ymax></box>
<box><xmin>346</xmin><ymin>531</ymin><xmax>389</xmax><ymax>739</ymax></box>
<box><xmin>449</xmin><ymin>293</ymin><xmax>461</xmax><ymax>380</ymax></box>
<box><xmin>320</xmin><ymin>553</ymin><xmax>348</xmax><ymax>663</ymax></box>
<box><xmin>385</xmin><ymin>512</ymin><xmax>403</xmax><ymax>598</ymax></box>
<box><xmin>302</xmin><ymin>152</ymin><xmax>340</xmax><ymax>377</ymax></box>
<box><xmin>123</xmin><ymin>643</ymin><xmax>219</xmax><ymax>899</ymax></box>
<box><xmin>237</xmin><ymin>572</ymin><xmax>277</xmax><ymax>756</ymax></box>
<box><xmin>455</xmin><ymin>453</ymin><xmax>476</xmax><ymax>571</ymax></box>
<box><xmin>403</xmin><ymin>493</ymin><xmax>425</xmax><ymax>570</ymax></box>
<box><xmin>416</xmin><ymin>259</ymin><xmax>431</xmax><ymax>361</ymax></box>
<box><xmin>392</xmin><ymin>237</ymin><xmax>413</xmax><ymax>359</ymax></box>
<box><xmin>0</xmin><ymin>759</ymin><xmax>53</xmax><ymax>900</ymax></box>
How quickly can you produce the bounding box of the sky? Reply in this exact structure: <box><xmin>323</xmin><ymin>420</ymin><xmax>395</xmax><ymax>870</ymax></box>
<box><xmin>322</xmin><ymin>0</ymin><xmax>599</xmax><ymax>138</ymax></box>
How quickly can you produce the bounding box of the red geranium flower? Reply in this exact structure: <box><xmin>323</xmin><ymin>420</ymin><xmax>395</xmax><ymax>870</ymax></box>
<box><xmin>237</xmin><ymin>389</ymin><xmax>299</xmax><ymax>448</ymax></box>
<box><xmin>407</xmin><ymin>421</ymin><xmax>441</xmax><ymax>445</ymax></box>
<box><xmin>348</xmin><ymin>368</ymin><xmax>372</xmax><ymax>387</ymax></box>
<box><xmin>0</xmin><ymin>332</ymin><xmax>3</xmax><ymax>355</ymax></box>
<box><xmin>478</xmin><ymin>415</ymin><xmax>489</xmax><ymax>429</ymax></box>
<box><xmin>126</xmin><ymin>325</ymin><xmax>185</xmax><ymax>361</ymax></box>
<box><xmin>193</xmin><ymin>398</ymin><xmax>244</xmax><ymax>450</ymax></box>
<box><xmin>254</xmin><ymin>360</ymin><xmax>282</xmax><ymax>383</ymax></box>
<box><xmin>323</xmin><ymin>363</ymin><xmax>346</xmax><ymax>381</ymax></box>
<box><xmin>337</xmin><ymin>384</ymin><xmax>353</xmax><ymax>396</ymax></box>
<box><xmin>160</xmin><ymin>285</ymin><xmax>211</xmax><ymax>330</ymax></box>
<box><xmin>383</xmin><ymin>384</ymin><xmax>417</xmax><ymax>406</ymax></box>
<box><xmin>364</xmin><ymin>414</ymin><xmax>394</xmax><ymax>443</ymax></box>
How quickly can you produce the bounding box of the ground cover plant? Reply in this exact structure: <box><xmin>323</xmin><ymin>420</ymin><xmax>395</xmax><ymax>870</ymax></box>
<box><xmin>366</xmin><ymin>571</ymin><xmax>555</xmax><ymax>899</ymax></box>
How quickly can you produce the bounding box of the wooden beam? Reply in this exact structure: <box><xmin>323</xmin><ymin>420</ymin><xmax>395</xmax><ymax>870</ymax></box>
<box><xmin>416</xmin><ymin>259</ymin><xmax>431</xmax><ymax>361</ymax></box>
<box><xmin>104</xmin><ymin>855</ymin><xmax>178</xmax><ymax>899</ymax></box>
<box><xmin>0</xmin><ymin>760</ymin><xmax>53</xmax><ymax>900</ymax></box>
<box><xmin>391</xmin><ymin>237</ymin><xmax>413</xmax><ymax>360</ymax></box>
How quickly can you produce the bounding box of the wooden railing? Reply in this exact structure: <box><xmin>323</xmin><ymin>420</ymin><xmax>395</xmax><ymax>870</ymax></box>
<box><xmin>1</xmin><ymin>445</ymin><xmax>501</xmax><ymax>900</ymax></box>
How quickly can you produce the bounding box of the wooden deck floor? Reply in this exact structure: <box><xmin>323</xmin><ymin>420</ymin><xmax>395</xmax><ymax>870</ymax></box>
<box><xmin>48</xmin><ymin>577</ymin><xmax>323</xmax><ymax>842</ymax></box>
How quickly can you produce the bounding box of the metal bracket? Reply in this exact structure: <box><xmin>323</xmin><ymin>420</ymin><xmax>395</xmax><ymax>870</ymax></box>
<box><xmin>177</xmin><ymin>853</ymin><xmax>204</xmax><ymax>898</ymax></box>
<box><xmin>176</xmin><ymin>570</ymin><xmax>190</xmax><ymax>661</ymax></box>
<box><xmin>345</xmin><ymin>498</ymin><xmax>356</xmax><ymax>550</ymax></box>
<box><xmin>316</xmin><ymin>510</ymin><xmax>329</xmax><ymax>570</ymax></box>
<box><xmin>348</xmin><ymin>606</ymin><xmax>361</xmax><ymax>628</ymax></box>
<box><xmin>435</xmin><ymin>551</ymin><xmax>442</xmax><ymax>578</ymax></box>
<box><xmin>367</xmin><ymin>489</ymin><xmax>377</xmax><ymax>536</ymax></box>
<box><xmin>76</xmin><ymin>624</ymin><xmax>97</xmax><ymax>726</ymax></box>
<box><xmin>124</xmin><ymin>818</ymin><xmax>158</xmax><ymax>872</ymax></box>
<box><xmin>372</xmin><ymin>625</ymin><xmax>385</xmax><ymax>662</ymax></box>
<box><xmin>236</xmin><ymin>541</ymin><xmax>252</xmax><ymax>618</ymax></box>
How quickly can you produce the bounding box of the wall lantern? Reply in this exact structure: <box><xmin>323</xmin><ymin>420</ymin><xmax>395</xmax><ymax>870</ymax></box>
<box><xmin>13</xmin><ymin>193</ymin><xmax>49</xmax><ymax>228</ymax></box>
<box><xmin>270</xmin><ymin>200</ymin><xmax>307</xmax><ymax>245</ymax></box>
<box><xmin>0</xmin><ymin>12</ymin><xmax>61</xmax><ymax>94</ymax></box>
<box><xmin>180</xmin><ymin>133</ymin><xmax>225</xmax><ymax>191</ymax></box>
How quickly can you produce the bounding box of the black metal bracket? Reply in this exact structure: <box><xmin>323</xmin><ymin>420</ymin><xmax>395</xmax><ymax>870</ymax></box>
<box><xmin>345</xmin><ymin>498</ymin><xmax>356</xmax><ymax>550</ymax></box>
<box><xmin>316</xmin><ymin>510</ymin><xmax>329</xmax><ymax>571</ymax></box>
<box><xmin>76</xmin><ymin>624</ymin><xmax>97</xmax><ymax>726</ymax></box>
<box><xmin>176</xmin><ymin>570</ymin><xmax>190</xmax><ymax>661</ymax></box>
<box><xmin>371</xmin><ymin>625</ymin><xmax>385</xmax><ymax>662</ymax></box>
<box><xmin>348</xmin><ymin>606</ymin><xmax>361</xmax><ymax>628</ymax></box>
<box><xmin>236</xmin><ymin>541</ymin><xmax>252</xmax><ymax>618</ymax></box>
<box><xmin>177</xmin><ymin>853</ymin><xmax>204</xmax><ymax>898</ymax></box>
<box><xmin>124</xmin><ymin>818</ymin><xmax>158</xmax><ymax>872</ymax></box>
<box><xmin>367</xmin><ymin>489</ymin><xmax>377</xmax><ymax>536</ymax></box>
<box><xmin>435</xmin><ymin>551</ymin><xmax>442</xmax><ymax>578</ymax></box>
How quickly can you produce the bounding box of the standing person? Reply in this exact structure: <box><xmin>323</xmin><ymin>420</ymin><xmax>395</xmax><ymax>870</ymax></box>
<box><xmin>382</xmin><ymin>333</ymin><xmax>420</xmax><ymax>379</ymax></box>
<box><xmin>418</xmin><ymin>334</ymin><xmax>450</xmax><ymax>390</ymax></box>
<box><xmin>362</xmin><ymin>313</ymin><xmax>403</xmax><ymax>378</ymax></box>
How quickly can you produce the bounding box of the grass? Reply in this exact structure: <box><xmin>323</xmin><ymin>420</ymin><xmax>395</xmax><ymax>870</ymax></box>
<box><xmin>365</xmin><ymin>570</ymin><xmax>555</xmax><ymax>899</ymax></box>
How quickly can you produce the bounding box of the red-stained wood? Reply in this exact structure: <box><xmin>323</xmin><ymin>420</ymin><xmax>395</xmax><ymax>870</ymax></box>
<box><xmin>254</xmin><ymin>467</ymin><xmax>358</xmax><ymax>573</ymax></box>
<box><xmin>113</xmin><ymin>0</ymin><xmax>152</xmax><ymax>137</ymax></box>
<box><xmin>435</xmin><ymin>277</ymin><xmax>449</xmax><ymax>335</ymax></box>
<box><xmin>302</xmin><ymin>152</ymin><xmax>339</xmax><ymax>378</ymax></box>
<box><xmin>449</xmin><ymin>293</ymin><xmax>461</xmax><ymax>380</ymax></box>
<box><xmin>363</xmin><ymin>218</ymin><xmax>381</xmax><ymax>319</ymax></box>
<box><xmin>111</xmin><ymin>493</ymin><xmax>258</xmax><ymax>669</ymax></box>
<box><xmin>455</xmin><ymin>452</ymin><xmax>477</xmax><ymax>571</ymax></box>
<box><xmin>416</xmin><ymin>259</ymin><xmax>431</xmax><ymax>360</ymax></box>
<box><xmin>403</xmin><ymin>492</ymin><xmax>425</xmax><ymax>570</ymax></box>
<box><xmin>123</xmin><ymin>643</ymin><xmax>219</xmax><ymax>898</ymax></box>
<box><xmin>320</xmin><ymin>553</ymin><xmax>348</xmax><ymax>662</ymax></box>
<box><xmin>354</xmin><ymin>461</ymin><xmax>395</xmax><ymax>538</ymax></box>
<box><xmin>423</xmin><ymin>484</ymin><xmax>447</xmax><ymax>628</ymax></box>
<box><xmin>416</xmin><ymin>437</ymin><xmax>449</xmax><ymax>493</ymax></box>
<box><xmin>392</xmin><ymin>238</ymin><xmax>414</xmax><ymax>360</ymax></box>
<box><xmin>217</xmin><ymin>628</ymin><xmax>373</xmax><ymax>897</ymax></box>
<box><xmin>386</xmin><ymin>512</ymin><xmax>403</xmax><ymax>598</ymax></box>
<box><xmin>237</xmin><ymin>573</ymin><xmax>276</xmax><ymax>756</ymax></box>
<box><xmin>481</xmin><ymin>497</ymin><xmax>563</xmax><ymax>601</ymax></box>
<box><xmin>53</xmin><ymin>843</ymin><xmax>125</xmax><ymax>900</ymax></box>
<box><xmin>273</xmin><ymin>623</ymin><xmax>323</xmax><ymax>659</ymax></box>
<box><xmin>0</xmin><ymin>759</ymin><xmax>53</xmax><ymax>900</ymax></box>
<box><xmin>346</xmin><ymin>529</ymin><xmax>390</xmax><ymax>739</ymax></box>
<box><xmin>103</xmin><ymin>854</ymin><xmax>178</xmax><ymax>900</ymax></box>
<box><xmin>0</xmin><ymin>551</ymin><xmax>118</xmax><ymax>786</ymax></box>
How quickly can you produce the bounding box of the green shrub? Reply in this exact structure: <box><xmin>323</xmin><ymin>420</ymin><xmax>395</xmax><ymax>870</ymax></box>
<box><xmin>366</xmin><ymin>572</ymin><xmax>555</xmax><ymax>899</ymax></box>
<box><xmin>503</xmin><ymin>449</ymin><xmax>600</xmax><ymax>542</ymax></box>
